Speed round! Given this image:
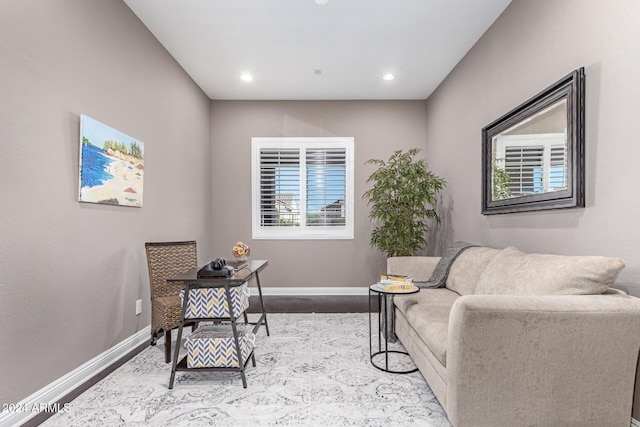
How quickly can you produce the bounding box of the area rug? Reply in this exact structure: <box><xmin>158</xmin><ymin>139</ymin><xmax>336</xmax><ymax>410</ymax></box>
<box><xmin>41</xmin><ymin>313</ymin><xmax>451</xmax><ymax>426</ymax></box>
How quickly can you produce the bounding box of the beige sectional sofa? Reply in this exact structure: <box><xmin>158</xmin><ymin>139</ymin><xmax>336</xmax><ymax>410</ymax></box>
<box><xmin>388</xmin><ymin>246</ymin><xmax>640</xmax><ymax>427</ymax></box>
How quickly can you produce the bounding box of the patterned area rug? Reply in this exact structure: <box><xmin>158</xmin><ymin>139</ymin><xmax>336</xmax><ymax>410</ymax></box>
<box><xmin>41</xmin><ymin>313</ymin><xmax>451</xmax><ymax>426</ymax></box>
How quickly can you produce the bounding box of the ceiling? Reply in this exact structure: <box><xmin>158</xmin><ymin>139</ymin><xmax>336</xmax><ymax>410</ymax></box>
<box><xmin>123</xmin><ymin>0</ymin><xmax>512</xmax><ymax>101</ymax></box>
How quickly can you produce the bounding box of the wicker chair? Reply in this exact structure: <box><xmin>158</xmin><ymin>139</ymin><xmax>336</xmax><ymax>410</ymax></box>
<box><xmin>145</xmin><ymin>241</ymin><xmax>198</xmax><ymax>363</ymax></box>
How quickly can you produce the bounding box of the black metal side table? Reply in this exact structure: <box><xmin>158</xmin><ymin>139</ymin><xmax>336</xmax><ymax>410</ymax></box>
<box><xmin>369</xmin><ymin>283</ymin><xmax>420</xmax><ymax>374</ymax></box>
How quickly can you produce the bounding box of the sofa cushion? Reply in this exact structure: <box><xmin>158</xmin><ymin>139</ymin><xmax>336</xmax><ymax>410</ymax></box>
<box><xmin>394</xmin><ymin>288</ymin><xmax>460</xmax><ymax>366</ymax></box>
<box><xmin>475</xmin><ymin>247</ymin><xmax>625</xmax><ymax>295</ymax></box>
<box><xmin>446</xmin><ymin>247</ymin><xmax>502</xmax><ymax>295</ymax></box>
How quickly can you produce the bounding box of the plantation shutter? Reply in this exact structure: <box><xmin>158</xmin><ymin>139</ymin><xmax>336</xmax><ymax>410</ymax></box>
<box><xmin>252</xmin><ymin>137</ymin><xmax>354</xmax><ymax>239</ymax></box>
<box><xmin>306</xmin><ymin>148</ymin><xmax>347</xmax><ymax>227</ymax></box>
<box><xmin>259</xmin><ymin>148</ymin><xmax>300</xmax><ymax>226</ymax></box>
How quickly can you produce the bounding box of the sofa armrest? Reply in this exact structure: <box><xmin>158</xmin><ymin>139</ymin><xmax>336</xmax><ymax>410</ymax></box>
<box><xmin>386</xmin><ymin>256</ymin><xmax>441</xmax><ymax>281</ymax></box>
<box><xmin>447</xmin><ymin>294</ymin><xmax>640</xmax><ymax>427</ymax></box>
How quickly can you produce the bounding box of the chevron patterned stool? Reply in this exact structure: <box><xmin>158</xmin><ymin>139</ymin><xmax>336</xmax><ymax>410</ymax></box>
<box><xmin>186</xmin><ymin>324</ymin><xmax>255</xmax><ymax>369</ymax></box>
<box><xmin>181</xmin><ymin>283</ymin><xmax>250</xmax><ymax>319</ymax></box>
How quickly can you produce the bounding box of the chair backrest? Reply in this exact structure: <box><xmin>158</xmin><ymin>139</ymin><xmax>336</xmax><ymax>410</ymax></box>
<box><xmin>145</xmin><ymin>241</ymin><xmax>198</xmax><ymax>300</ymax></box>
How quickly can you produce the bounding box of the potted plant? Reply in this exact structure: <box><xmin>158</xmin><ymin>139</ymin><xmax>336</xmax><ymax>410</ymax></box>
<box><xmin>363</xmin><ymin>148</ymin><xmax>446</xmax><ymax>257</ymax></box>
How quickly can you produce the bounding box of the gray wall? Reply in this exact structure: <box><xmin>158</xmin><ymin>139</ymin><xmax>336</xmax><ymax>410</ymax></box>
<box><xmin>422</xmin><ymin>0</ymin><xmax>640</xmax><ymax>418</ymax></box>
<box><xmin>424</xmin><ymin>0</ymin><xmax>640</xmax><ymax>280</ymax></box>
<box><xmin>209</xmin><ymin>100</ymin><xmax>430</xmax><ymax>288</ymax></box>
<box><xmin>0</xmin><ymin>1</ymin><xmax>212</xmax><ymax>405</ymax></box>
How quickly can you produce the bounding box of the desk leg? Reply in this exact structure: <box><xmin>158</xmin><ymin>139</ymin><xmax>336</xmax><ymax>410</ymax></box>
<box><xmin>254</xmin><ymin>271</ymin><xmax>270</xmax><ymax>336</ymax></box>
<box><xmin>226</xmin><ymin>284</ymin><xmax>248</xmax><ymax>388</ymax></box>
<box><xmin>169</xmin><ymin>285</ymin><xmax>190</xmax><ymax>389</ymax></box>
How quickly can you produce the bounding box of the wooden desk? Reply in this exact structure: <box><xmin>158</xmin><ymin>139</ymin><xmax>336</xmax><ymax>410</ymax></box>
<box><xmin>167</xmin><ymin>259</ymin><xmax>269</xmax><ymax>388</ymax></box>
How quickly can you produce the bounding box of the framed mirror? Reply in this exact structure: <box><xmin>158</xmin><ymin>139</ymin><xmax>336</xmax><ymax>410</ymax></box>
<box><xmin>482</xmin><ymin>68</ymin><xmax>585</xmax><ymax>215</ymax></box>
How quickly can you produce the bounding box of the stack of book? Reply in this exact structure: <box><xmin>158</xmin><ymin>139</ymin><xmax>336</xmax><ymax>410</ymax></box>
<box><xmin>378</xmin><ymin>275</ymin><xmax>414</xmax><ymax>291</ymax></box>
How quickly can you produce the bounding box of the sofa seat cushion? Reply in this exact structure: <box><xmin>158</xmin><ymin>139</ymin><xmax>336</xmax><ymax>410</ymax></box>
<box><xmin>394</xmin><ymin>288</ymin><xmax>460</xmax><ymax>366</ymax></box>
<box><xmin>475</xmin><ymin>247</ymin><xmax>625</xmax><ymax>295</ymax></box>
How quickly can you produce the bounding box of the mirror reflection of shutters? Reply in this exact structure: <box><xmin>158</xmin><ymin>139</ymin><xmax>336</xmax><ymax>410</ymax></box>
<box><xmin>505</xmin><ymin>146</ymin><xmax>544</xmax><ymax>194</ymax></box>
<box><xmin>549</xmin><ymin>144</ymin><xmax>567</xmax><ymax>190</ymax></box>
<box><xmin>500</xmin><ymin>135</ymin><xmax>567</xmax><ymax>195</ymax></box>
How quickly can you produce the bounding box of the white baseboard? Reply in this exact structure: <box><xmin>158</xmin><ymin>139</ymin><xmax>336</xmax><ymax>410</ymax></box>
<box><xmin>248</xmin><ymin>286</ymin><xmax>369</xmax><ymax>296</ymax></box>
<box><xmin>0</xmin><ymin>326</ymin><xmax>150</xmax><ymax>427</ymax></box>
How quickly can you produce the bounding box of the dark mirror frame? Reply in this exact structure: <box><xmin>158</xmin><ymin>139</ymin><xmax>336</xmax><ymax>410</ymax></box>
<box><xmin>481</xmin><ymin>67</ymin><xmax>585</xmax><ymax>215</ymax></box>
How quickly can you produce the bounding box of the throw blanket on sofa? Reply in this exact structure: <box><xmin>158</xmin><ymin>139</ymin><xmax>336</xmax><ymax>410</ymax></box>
<box><xmin>416</xmin><ymin>241</ymin><xmax>477</xmax><ymax>288</ymax></box>
<box><xmin>385</xmin><ymin>241</ymin><xmax>477</xmax><ymax>342</ymax></box>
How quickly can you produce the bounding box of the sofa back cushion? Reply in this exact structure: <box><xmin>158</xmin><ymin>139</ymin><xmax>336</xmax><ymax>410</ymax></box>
<box><xmin>446</xmin><ymin>247</ymin><xmax>502</xmax><ymax>295</ymax></box>
<box><xmin>474</xmin><ymin>247</ymin><xmax>625</xmax><ymax>295</ymax></box>
<box><xmin>387</xmin><ymin>256</ymin><xmax>441</xmax><ymax>282</ymax></box>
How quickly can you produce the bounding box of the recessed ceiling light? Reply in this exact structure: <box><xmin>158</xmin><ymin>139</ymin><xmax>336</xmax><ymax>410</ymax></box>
<box><xmin>240</xmin><ymin>73</ymin><xmax>254</xmax><ymax>82</ymax></box>
<box><xmin>382</xmin><ymin>74</ymin><xmax>396</xmax><ymax>81</ymax></box>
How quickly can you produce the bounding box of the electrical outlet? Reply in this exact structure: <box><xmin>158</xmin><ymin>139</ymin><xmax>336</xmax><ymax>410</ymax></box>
<box><xmin>135</xmin><ymin>299</ymin><xmax>142</xmax><ymax>315</ymax></box>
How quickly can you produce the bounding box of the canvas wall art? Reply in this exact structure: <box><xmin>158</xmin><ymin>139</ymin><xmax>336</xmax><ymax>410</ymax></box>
<box><xmin>78</xmin><ymin>115</ymin><xmax>144</xmax><ymax>207</ymax></box>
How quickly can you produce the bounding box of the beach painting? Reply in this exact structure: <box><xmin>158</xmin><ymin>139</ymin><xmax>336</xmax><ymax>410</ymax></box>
<box><xmin>78</xmin><ymin>115</ymin><xmax>144</xmax><ymax>207</ymax></box>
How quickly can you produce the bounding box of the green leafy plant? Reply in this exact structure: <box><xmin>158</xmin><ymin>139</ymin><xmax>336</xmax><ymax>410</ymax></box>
<box><xmin>492</xmin><ymin>157</ymin><xmax>512</xmax><ymax>200</ymax></box>
<box><xmin>363</xmin><ymin>148</ymin><xmax>446</xmax><ymax>257</ymax></box>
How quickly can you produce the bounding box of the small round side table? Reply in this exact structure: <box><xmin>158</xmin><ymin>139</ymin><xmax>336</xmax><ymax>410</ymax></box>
<box><xmin>369</xmin><ymin>283</ymin><xmax>420</xmax><ymax>374</ymax></box>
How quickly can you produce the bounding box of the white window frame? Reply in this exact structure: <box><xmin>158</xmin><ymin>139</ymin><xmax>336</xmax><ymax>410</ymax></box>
<box><xmin>251</xmin><ymin>137</ymin><xmax>354</xmax><ymax>240</ymax></box>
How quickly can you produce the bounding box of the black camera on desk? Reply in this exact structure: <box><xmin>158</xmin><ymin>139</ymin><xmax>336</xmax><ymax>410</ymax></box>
<box><xmin>197</xmin><ymin>257</ymin><xmax>234</xmax><ymax>277</ymax></box>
